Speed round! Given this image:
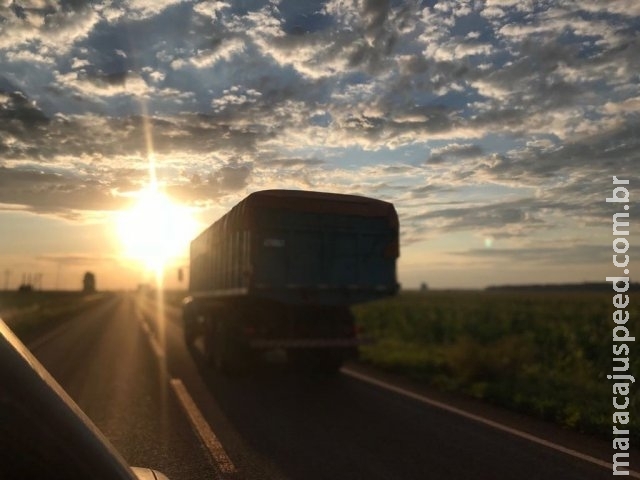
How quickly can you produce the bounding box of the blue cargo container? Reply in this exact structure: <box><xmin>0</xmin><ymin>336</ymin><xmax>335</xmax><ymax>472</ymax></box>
<box><xmin>183</xmin><ymin>190</ymin><xmax>399</xmax><ymax>374</ymax></box>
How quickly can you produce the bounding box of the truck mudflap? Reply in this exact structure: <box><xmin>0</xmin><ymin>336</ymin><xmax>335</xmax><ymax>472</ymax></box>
<box><xmin>248</xmin><ymin>337</ymin><xmax>372</xmax><ymax>349</ymax></box>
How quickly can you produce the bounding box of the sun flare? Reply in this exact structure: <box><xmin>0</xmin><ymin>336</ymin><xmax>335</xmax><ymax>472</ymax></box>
<box><xmin>116</xmin><ymin>185</ymin><xmax>199</xmax><ymax>271</ymax></box>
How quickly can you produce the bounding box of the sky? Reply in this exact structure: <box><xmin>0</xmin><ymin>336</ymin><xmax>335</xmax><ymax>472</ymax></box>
<box><xmin>0</xmin><ymin>0</ymin><xmax>638</xmax><ymax>291</ymax></box>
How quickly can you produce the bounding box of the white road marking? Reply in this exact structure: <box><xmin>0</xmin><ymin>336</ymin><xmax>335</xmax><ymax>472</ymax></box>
<box><xmin>342</xmin><ymin>367</ymin><xmax>640</xmax><ymax>478</ymax></box>
<box><xmin>136</xmin><ymin>300</ymin><xmax>237</xmax><ymax>477</ymax></box>
<box><xmin>139</xmin><ymin>319</ymin><xmax>165</xmax><ymax>359</ymax></box>
<box><xmin>170</xmin><ymin>378</ymin><xmax>238</xmax><ymax>477</ymax></box>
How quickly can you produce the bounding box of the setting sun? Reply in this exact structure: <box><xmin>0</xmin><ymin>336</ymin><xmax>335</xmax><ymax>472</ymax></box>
<box><xmin>116</xmin><ymin>185</ymin><xmax>199</xmax><ymax>271</ymax></box>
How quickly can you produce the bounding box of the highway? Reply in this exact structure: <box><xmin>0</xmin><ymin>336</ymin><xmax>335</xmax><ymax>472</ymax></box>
<box><xmin>26</xmin><ymin>293</ymin><xmax>635</xmax><ymax>480</ymax></box>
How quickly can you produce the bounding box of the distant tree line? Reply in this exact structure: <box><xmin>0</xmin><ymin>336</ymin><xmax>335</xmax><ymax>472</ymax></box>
<box><xmin>485</xmin><ymin>282</ymin><xmax>640</xmax><ymax>292</ymax></box>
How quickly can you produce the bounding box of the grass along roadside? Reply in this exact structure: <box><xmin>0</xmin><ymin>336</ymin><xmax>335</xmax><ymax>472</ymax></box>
<box><xmin>0</xmin><ymin>291</ymin><xmax>114</xmax><ymax>344</ymax></box>
<box><xmin>353</xmin><ymin>290</ymin><xmax>639</xmax><ymax>440</ymax></box>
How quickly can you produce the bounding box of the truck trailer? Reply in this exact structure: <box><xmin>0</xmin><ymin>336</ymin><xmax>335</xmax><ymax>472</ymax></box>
<box><xmin>182</xmin><ymin>189</ymin><xmax>399</xmax><ymax>373</ymax></box>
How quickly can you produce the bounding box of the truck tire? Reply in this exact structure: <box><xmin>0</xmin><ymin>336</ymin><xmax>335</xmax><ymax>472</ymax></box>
<box><xmin>183</xmin><ymin>309</ymin><xmax>197</xmax><ymax>346</ymax></box>
<box><xmin>211</xmin><ymin>320</ymin><xmax>229</xmax><ymax>373</ymax></box>
<box><xmin>203</xmin><ymin>318</ymin><xmax>216</xmax><ymax>365</ymax></box>
<box><xmin>206</xmin><ymin>318</ymin><xmax>252</xmax><ymax>375</ymax></box>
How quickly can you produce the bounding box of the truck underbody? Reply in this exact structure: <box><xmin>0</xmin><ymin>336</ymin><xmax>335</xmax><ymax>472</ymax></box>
<box><xmin>183</xmin><ymin>296</ymin><xmax>360</xmax><ymax>374</ymax></box>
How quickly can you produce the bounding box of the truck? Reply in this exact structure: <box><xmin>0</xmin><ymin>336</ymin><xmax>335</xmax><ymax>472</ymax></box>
<box><xmin>182</xmin><ymin>189</ymin><xmax>399</xmax><ymax>373</ymax></box>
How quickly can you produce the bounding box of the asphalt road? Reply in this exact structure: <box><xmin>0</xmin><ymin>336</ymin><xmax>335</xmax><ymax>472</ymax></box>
<box><xmin>26</xmin><ymin>293</ymin><xmax>636</xmax><ymax>480</ymax></box>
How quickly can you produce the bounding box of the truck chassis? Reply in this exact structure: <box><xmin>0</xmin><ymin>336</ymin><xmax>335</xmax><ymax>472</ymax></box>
<box><xmin>183</xmin><ymin>296</ymin><xmax>360</xmax><ymax>374</ymax></box>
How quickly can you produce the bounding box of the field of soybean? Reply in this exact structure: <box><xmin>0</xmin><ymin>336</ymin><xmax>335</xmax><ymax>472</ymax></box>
<box><xmin>353</xmin><ymin>289</ymin><xmax>639</xmax><ymax>439</ymax></box>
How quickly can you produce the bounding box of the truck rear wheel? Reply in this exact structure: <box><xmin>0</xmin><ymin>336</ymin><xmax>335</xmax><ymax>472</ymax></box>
<box><xmin>183</xmin><ymin>306</ymin><xmax>197</xmax><ymax>346</ymax></box>
<box><xmin>206</xmin><ymin>318</ymin><xmax>252</xmax><ymax>375</ymax></box>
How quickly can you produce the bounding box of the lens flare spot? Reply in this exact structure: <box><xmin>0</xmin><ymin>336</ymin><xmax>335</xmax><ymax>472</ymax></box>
<box><xmin>116</xmin><ymin>185</ymin><xmax>198</xmax><ymax>271</ymax></box>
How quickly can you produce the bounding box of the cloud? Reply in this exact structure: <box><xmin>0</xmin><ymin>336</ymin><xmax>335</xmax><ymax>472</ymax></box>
<box><xmin>210</xmin><ymin>164</ymin><xmax>252</xmax><ymax>191</ymax></box>
<box><xmin>0</xmin><ymin>0</ymin><xmax>637</xmax><ymax>280</ymax></box>
<box><xmin>409</xmin><ymin>199</ymin><xmax>537</xmax><ymax>233</ymax></box>
<box><xmin>0</xmin><ymin>88</ymin><xmax>49</xmax><ymax>130</ymax></box>
<box><xmin>0</xmin><ymin>1</ymin><xmax>99</xmax><ymax>51</ymax></box>
<box><xmin>0</xmin><ymin>166</ymin><xmax>130</xmax><ymax>217</ymax></box>
<box><xmin>456</xmin><ymin>244</ymin><xmax>609</xmax><ymax>265</ymax></box>
<box><xmin>183</xmin><ymin>38</ymin><xmax>246</xmax><ymax>69</ymax></box>
<box><xmin>427</xmin><ymin>144</ymin><xmax>483</xmax><ymax>164</ymax></box>
<box><xmin>259</xmin><ymin>158</ymin><xmax>325</xmax><ymax>168</ymax></box>
<box><xmin>124</xmin><ymin>0</ymin><xmax>184</xmax><ymax>19</ymax></box>
<box><xmin>54</xmin><ymin>70</ymin><xmax>152</xmax><ymax>98</ymax></box>
<box><xmin>570</xmin><ymin>0</ymin><xmax>640</xmax><ymax>18</ymax></box>
<box><xmin>36</xmin><ymin>254</ymin><xmax>119</xmax><ymax>267</ymax></box>
<box><xmin>476</xmin><ymin>120</ymin><xmax>639</xmax><ymax>187</ymax></box>
<box><xmin>2</xmin><ymin>0</ymin><xmax>634</xmax><ymax>161</ymax></box>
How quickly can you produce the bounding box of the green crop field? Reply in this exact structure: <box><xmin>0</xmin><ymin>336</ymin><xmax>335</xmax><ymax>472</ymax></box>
<box><xmin>353</xmin><ymin>289</ymin><xmax>639</xmax><ymax>439</ymax></box>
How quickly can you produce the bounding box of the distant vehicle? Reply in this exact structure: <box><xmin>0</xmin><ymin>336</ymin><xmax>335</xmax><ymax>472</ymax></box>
<box><xmin>0</xmin><ymin>319</ymin><xmax>170</xmax><ymax>480</ymax></box>
<box><xmin>183</xmin><ymin>189</ymin><xmax>399</xmax><ymax>373</ymax></box>
<box><xmin>83</xmin><ymin>271</ymin><xmax>97</xmax><ymax>293</ymax></box>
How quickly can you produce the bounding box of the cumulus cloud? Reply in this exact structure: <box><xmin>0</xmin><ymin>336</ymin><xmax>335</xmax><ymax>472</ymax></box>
<box><xmin>0</xmin><ymin>0</ymin><xmax>638</xmax><ymax>281</ymax></box>
<box><xmin>456</xmin><ymin>244</ymin><xmax>609</xmax><ymax>265</ymax></box>
<box><xmin>427</xmin><ymin>144</ymin><xmax>483</xmax><ymax>164</ymax></box>
<box><xmin>55</xmin><ymin>70</ymin><xmax>152</xmax><ymax>98</ymax></box>
<box><xmin>0</xmin><ymin>165</ymin><xmax>130</xmax><ymax>217</ymax></box>
<box><xmin>0</xmin><ymin>1</ymin><xmax>99</xmax><ymax>51</ymax></box>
